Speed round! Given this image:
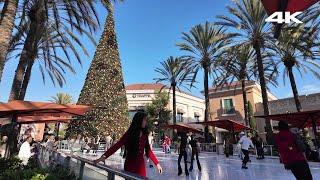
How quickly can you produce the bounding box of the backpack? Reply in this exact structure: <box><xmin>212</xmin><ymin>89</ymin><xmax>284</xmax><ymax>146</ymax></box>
<box><xmin>293</xmin><ymin>133</ymin><xmax>306</xmax><ymax>153</ymax></box>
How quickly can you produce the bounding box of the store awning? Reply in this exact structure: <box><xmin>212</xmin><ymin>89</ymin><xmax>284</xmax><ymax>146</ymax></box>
<box><xmin>194</xmin><ymin>112</ymin><xmax>201</xmax><ymax>117</ymax></box>
<box><xmin>189</xmin><ymin>119</ymin><xmax>251</xmax><ymax>132</ymax></box>
<box><xmin>255</xmin><ymin>110</ymin><xmax>320</xmax><ymax>129</ymax></box>
<box><xmin>160</xmin><ymin>123</ymin><xmax>203</xmax><ymax>134</ymax></box>
<box><xmin>0</xmin><ymin>100</ymin><xmax>91</xmax><ymax>118</ymax></box>
<box><xmin>177</xmin><ymin>108</ymin><xmax>185</xmax><ymax>114</ymax></box>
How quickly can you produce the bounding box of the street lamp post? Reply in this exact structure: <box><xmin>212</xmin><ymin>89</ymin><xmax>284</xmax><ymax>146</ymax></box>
<box><xmin>154</xmin><ymin>121</ymin><xmax>159</xmax><ymax>145</ymax></box>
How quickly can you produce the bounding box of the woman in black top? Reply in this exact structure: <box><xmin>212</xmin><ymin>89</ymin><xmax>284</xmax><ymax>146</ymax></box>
<box><xmin>178</xmin><ymin>133</ymin><xmax>189</xmax><ymax>176</ymax></box>
<box><xmin>189</xmin><ymin>135</ymin><xmax>201</xmax><ymax>172</ymax></box>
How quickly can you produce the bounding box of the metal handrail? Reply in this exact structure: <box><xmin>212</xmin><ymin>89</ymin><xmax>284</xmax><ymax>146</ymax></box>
<box><xmin>39</xmin><ymin>145</ymin><xmax>146</xmax><ymax>180</ymax></box>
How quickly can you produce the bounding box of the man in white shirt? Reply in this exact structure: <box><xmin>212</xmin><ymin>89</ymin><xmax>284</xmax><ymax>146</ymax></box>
<box><xmin>238</xmin><ymin>132</ymin><xmax>254</xmax><ymax>169</ymax></box>
<box><xmin>18</xmin><ymin>136</ymin><xmax>34</xmax><ymax>165</ymax></box>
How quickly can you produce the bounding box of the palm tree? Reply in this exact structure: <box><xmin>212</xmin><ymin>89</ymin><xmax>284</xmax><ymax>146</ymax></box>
<box><xmin>177</xmin><ymin>22</ymin><xmax>233</xmax><ymax>142</ymax></box>
<box><xmin>216</xmin><ymin>0</ymin><xmax>275</xmax><ymax>142</ymax></box>
<box><xmin>3</xmin><ymin>0</ymin><xmax>98</xmax><ymax>158</ymax></box>
<box><xmin>49</xmin><ymin>93</ymin><xmax>74</xmax><ymax>105</ymax></box>
<box><xmin>271</xmin><ymin>24</ymin><xmax>320</xmax><ymax>112</ymax></box>
<box><xmin>154</xmin><ymin>56</ymin><xmax>194</xmax><ymax>124</ymax></box>
<box><xmin>68</xmin><ymin>0</ymin><xmax>129</xmax><ymax>139</ymax></box>
<box><xmin>7</xmin><ymin>0</ymin><xmax>98</xmax><ymax>101</ymax></box>
<box><xmin>0</xmin><ymin>0</ymin><xmax>18</xmax><ymax>83</ymax></box>
<box><xmin>49</xmin><ymin>92</ymin><xmax>73</xmax><ymax>137</ymax></box>
<box><xmin>220</xmin><ymin>45</ymin><xmax>278</xmax><ymax>127</ymax></box>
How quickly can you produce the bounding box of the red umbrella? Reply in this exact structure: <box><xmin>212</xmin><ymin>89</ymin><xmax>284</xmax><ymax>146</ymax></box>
<box><xmin>160</xmin><ymin>123</ymin><xmax>203</xmax><ymax>134</ymax></box>
<box><xmin>0</xmin><ymin>100</ymin><xmax>91</xmax><ymax>118</ymax></box>
<box><xmin>255</xmin><ymin>110</ymin><xmax>320</xmax><ymax>148</ymax></box>
<box><xmin>261</xmin><ymin>0</ymin><xmax>318</xmax><ymax>15</ymax></box>
<box><xmin>255</xmin><ymin>110</ymin><xmax>320</xmax><ymax>129</ymax></box>
<box><xmin>189</xmin><ymin>119</ymin><xmax>251</xmax><ymax>132</ymax></box>
<box><xmin>261</xmin><ymin>0</ymin><xmax>318</xmax><ymax>39</ymax></box>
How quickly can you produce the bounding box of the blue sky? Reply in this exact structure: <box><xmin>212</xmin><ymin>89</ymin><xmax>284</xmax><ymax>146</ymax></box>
<box><xmin>1</xmin><ymin>0</ymin><xmax>320</xmax><ymax>102</ymax></box>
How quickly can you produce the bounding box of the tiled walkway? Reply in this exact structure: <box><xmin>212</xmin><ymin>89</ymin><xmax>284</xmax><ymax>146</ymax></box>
<box><xmin>69</xmin><ymin>149</ymin><xmax>320</xmax><ymax>180</ymax></box>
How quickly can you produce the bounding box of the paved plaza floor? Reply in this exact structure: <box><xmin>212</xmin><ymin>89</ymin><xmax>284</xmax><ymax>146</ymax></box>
<box><xmin>69</xmin><ymin>149</ymin><xmax>320</xmax><ymax>180</ymax></box>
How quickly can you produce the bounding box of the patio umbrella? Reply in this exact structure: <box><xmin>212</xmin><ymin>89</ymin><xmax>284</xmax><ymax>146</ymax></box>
<box><xmin>0</xmin><ymin>100</ymin><xmax>91</xmax><ymax>118</ymax></box>
<box><xmin>189</xmin><ymin>119</ymin><xmax>251</xmax><ymax>132</ymax></box>
<box><xmin>189</xmin><ymin>119</ymin><xmax>252</xmax><ymax>142</ymax></box>
<box><xmin>160</xmin><ymin>123</ymin><xmax>203</xmax><ymax>134</ymax></box>
<box><xmin>0</xmin><ymin>100</ymin><xmax>91</xmax><ymax>158</ymax></box>
<box><xmin>255</xmin><ymin>110</ymin><xmax>320</xmax><ymax>148</ymax></box>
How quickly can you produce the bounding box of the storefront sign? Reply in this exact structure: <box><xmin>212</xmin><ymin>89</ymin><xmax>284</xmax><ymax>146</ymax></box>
<box><xmin>132</xmin><ymin>93</ymin><xmax>151</xmax><ymax>98</ymax></box>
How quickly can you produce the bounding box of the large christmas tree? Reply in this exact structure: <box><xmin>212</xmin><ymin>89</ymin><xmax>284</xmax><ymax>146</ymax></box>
<box><xmin>67</xmin><ymin>2</ymin><xmax>129</xmax><ymax>139</ymax></box>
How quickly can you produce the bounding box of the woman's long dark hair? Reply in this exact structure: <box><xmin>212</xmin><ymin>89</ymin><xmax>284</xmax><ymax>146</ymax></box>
<box><xmin>124</xmin><ymin>111</ymin><xmax>150</xmax><ymax>158</ymax></box>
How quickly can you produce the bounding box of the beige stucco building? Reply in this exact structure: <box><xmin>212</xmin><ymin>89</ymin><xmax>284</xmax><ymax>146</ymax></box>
<box><xmin>126</xmin><ymin>83</ymin><xmax>205</xmax><ymax>124</ymax></box>
<box><xmin>207</xmin><ymin>81</ymin><xmax>277</xmax><ymax>142</ymax></box>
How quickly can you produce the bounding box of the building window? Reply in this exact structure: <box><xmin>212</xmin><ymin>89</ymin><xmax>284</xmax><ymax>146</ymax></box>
<box><xmin>194</xmin><ymin>112</ymin><xmax>200</xmax><ymax>122</ymax></box>
<box><xmin>222</xmin><ymin>98</ymin><xmax>235</xmax><ymax>115</ymax></box>
<box><xmin>177</xmin><ymin>113</ymin><xmax>183</xmax><ymax>122</ymax></box>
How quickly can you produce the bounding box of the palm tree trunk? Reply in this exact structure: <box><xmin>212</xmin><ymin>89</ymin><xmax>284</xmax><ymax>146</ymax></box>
<box><xmin>8</xmin><ymin>1</ymin><xmax>44</xmax><ymax>101</ymax></box>
<box><xmin>287</xmin><ymin>66</ymin><xmax>302</xmax><ymax>112</ymax></box>
<box><xmin>0</xmin><ymin>0</ymin><xmax>18</xmax><ymax>83</ymax></box>
<box><xmin>18</xmin><ymin>59</ymin><xmax>35</xmax><ymax>100</ymax></box>
<box><xmin>241</xmin><ymin>79</ymin><xmax>248</xmax><ymax>126</ymax></box>
<box><xmin>55</xmin><ymin>122</ymin><xmax>60</xmax><ymax>137</ymax></box>
<box><xmin>204</xmin><ymin>64</ymin><xmax>210</xmax><ymax>143</ymax></box>
<box><xmin>254</xmin><ymin>43</ymin><xmax>273</xmax><ymax>144</ymax></box>
<box><xmin>172</xmin><ymin>85</ymin><xmax>177</xmax><ymax>124</ymax></box>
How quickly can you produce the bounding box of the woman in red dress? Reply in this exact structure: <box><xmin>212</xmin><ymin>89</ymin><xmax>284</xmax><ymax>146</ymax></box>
<box><xmin>94</xmin><ymin>111</ymin><xmax>163</xmax><ymax>177</ymax></box>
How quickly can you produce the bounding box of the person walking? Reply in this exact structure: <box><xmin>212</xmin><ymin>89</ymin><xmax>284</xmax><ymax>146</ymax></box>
<box><xmin>72</xmin><ymin>134</ymin><xmax>84</xmax><ymax>152</ymax></box>
<box><xmin>189</xmin><ymin>135</ymin><xmax>201</xmax><ymax>172</ymax></box>
<box><xmin>105</xmin><ymin>134</ymin><xmax>113</xmax><ymax>151</ymax></box>
<box><xmin>186</xmin><ymin>133</ymin><xmax>192</xmax><ymax>163</ymax></box>
<box><xmin>165</xmin><ymin>135</ymin><xmax>171</xmax><ymax>154</ymax></box>
<box><xmin>237</xmin><ymin>133</ymin><xmax>244</xmax><ymax>160</ymax></box>
<box><xmin>256</xmin><ymin>136</ymin><xmax>265</xmax><ymax>159</ymax></box>
<box><xmin>178</xmin><ymin>133</ymin><xmax>189</xmax><ymax>176</ymax></box>
<box><xmin>275</xmin><ymin>121</ymin><xmax>313</xmax><ymax>180</ymax></box>
<box><xmin>224</xmin><ymin>135</ymin><xmax>231</xmax><ymax>158</ymax></box>
<box><xmin>92</xmin><ymin>135</ymin><xmax>100</xmax><ymax>156</ymax></box>
<box><xmin>94</xmin><ymin>111</ymin><xmax>162</xmax><ymax>177</ymax></box>
<box><xmin>238</xmin><ymin>132</ymin><xmax>254</xmax><ymax>169</ymax></box>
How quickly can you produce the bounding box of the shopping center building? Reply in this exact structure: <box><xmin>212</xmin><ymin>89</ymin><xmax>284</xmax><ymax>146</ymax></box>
<box><xmin>126</xmin><ymin>83</ymin><xmax>205</xmax><ymax>124</ymax></box>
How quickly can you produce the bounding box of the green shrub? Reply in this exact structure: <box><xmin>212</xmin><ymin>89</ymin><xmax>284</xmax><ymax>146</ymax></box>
<box><xmin>0</xmin><ymin>157</ymin><xmax>23</xmax><ymax>175</ymax></box>
<box><xmin>0</xmin><ymin>151</ymin><xmax>77</xmax><ymax>180</ymax></box>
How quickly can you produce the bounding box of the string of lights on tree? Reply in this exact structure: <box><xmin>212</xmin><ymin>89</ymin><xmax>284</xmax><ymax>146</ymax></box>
<box><xmin>67</xmin><ymin>6</ymin><xmax>129</xmax><ymax>140</ymax></box>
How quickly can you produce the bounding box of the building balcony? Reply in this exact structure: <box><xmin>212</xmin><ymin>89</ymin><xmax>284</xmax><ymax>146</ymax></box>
<box><xmin>222</xmin><ymin>107</ymin><xmax>236</xmax><ymax>116</ymax></box>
